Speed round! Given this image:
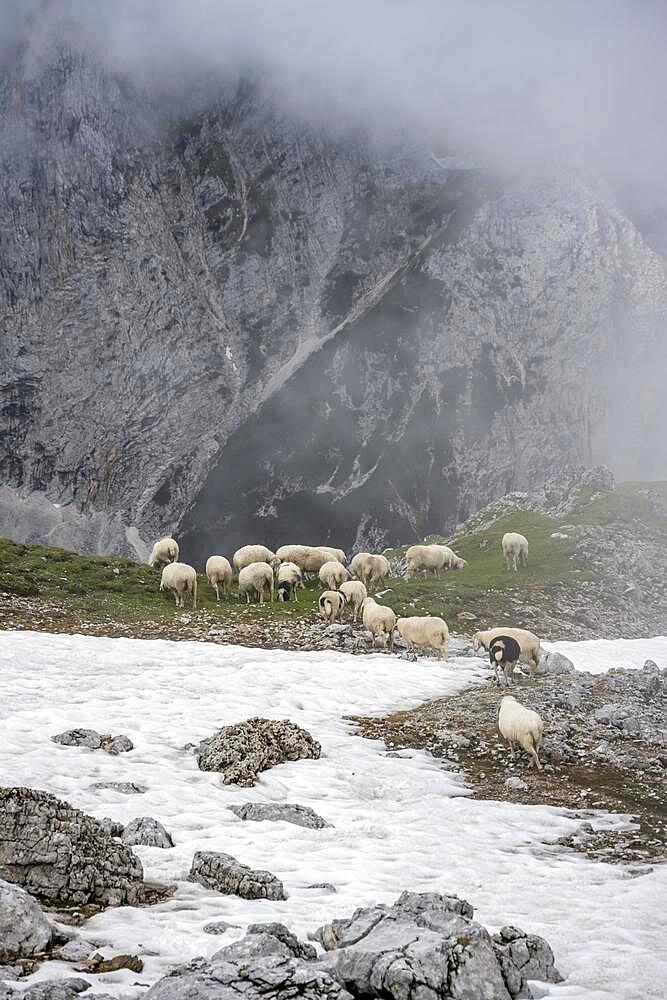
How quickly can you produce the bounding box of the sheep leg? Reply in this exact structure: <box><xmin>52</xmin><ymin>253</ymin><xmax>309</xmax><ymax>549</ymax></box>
<box><xmin>214</xmin><ymin>582</ymin><xmax>220</xmax><ymax>601</ymax></box>
<box><xmin>522</xmin><ymin>736</ymin><xmax>542</xmax><ymax>770</ymax></box>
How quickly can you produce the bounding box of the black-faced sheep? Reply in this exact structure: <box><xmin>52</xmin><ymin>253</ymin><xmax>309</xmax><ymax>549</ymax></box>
<box><xmin>319</xmin><ymin>590</ymin><xmax>346</xmax><ymax>623</ymax></box>
<box><xmin>489</xmin><ymin>634</ymin><xmax>522</xmax><ymax>686</ymax></box>
<box><xmin>472</xmin><ymin>627</ymin><xmax>541</xmax><ymax>673</ymax></box>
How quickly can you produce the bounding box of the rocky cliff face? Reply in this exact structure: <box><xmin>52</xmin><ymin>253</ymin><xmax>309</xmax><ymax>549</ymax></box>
<box><xmin>1</xmin><ymin>43</ymin><xmax>665</xmax><ymax>560</ymax></box>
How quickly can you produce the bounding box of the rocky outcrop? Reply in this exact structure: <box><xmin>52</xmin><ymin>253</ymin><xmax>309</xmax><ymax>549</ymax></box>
<box><xmin>196</xmin><ymin>717</ymin><xmax>321</xmax><ymax>786</ymax></box>
<box><xmin>314</xmin><ymin>891</ymin><xmax>561</xmax><ymax>1000</ymax></box>
<box><xmin>188</xmin><ymin>851</ymin><xmax>286</xmax><ymax>901</ymax></box>
<box><xmin>229</xmin><ymin>802</ymin><xmax>331</xmax><ymax>829</ymax></box>
<box><xmin>0</xmin><ymin>880</ymin><xmax>52</xmax><ymax>962</ymax></box>
<box><xmin>1</xmin><ymin>31</ymin><xmax>665</xmax><ymax>558</ymax></box>
<box><xmin>0</xmin><ymin>787</ymin><xmax>144</xmax><ymax>907</ymax></box>
<box><xmin>121</xmin><ymin>817</ymin><xmax>174</xmax><ymax>849</ymax></box>
<box><xmin>0</xmin><ymin>979</ymin><xmax>113</xmax><ymax>1000</ymax></box>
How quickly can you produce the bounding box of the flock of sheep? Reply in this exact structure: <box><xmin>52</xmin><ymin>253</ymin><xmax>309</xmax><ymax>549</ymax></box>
<box><xmin>148</xmin><ymin>531</ymin><xmax>543</xmax><ymax>769</ymax></box>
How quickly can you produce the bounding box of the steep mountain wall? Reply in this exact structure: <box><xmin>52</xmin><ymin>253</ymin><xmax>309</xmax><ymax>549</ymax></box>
<box><xmin>1</xmin><ymin>45</ymin><xmax>665</xmax><ymax>559</ymax></box>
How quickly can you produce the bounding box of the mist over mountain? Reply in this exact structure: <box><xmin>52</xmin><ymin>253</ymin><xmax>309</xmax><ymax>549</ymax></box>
<box><xmin>0</xmin><ymin>1</ymin><xmax>665</xmax><ymax>559</ymax></box>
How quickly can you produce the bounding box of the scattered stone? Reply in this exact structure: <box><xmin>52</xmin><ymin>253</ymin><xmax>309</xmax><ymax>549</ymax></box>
<box><xmin>144</xmin><ymin>923</ymin><xmax>346</xmax><ymax>1000</ymax></box>
<box><xmin>202</xmin><ymin>920</ymin><xmax>238</xmax><ymax>935</ymax></box>
<box><xmin>0</xmin><ymin>965</ymin><xmax>19</xmax><ymax>982</ymax></box>
<box><xmin>121</xmin><ymin>817</ymin><xmax>174</xmax><ymax>848</ymax></box>
<box><xmin>188</xmin><ymin>851</ymin><xmax>286</xmax><ymax>900</ymax></box>
<box><xmin>52</xmin><ymin>730</ymin><xmax>103</xmax><ymax>750</ymax></box>
<box><xmin>90</xmin><ymin>781</ymin><xmax>146</xmax><ymax>794</ymax></box>
<box><xmin>504</xmin><ymin>776</ymin><xmax>528</xmax><ymax>791</ymax></box>
<box><xmin>229</xmin><ymin>803</ymin><xmax>331</xmax><ymax>829</ymax></box>
<box><xmin>0</xmin><ymin>880</ymin><xmax>52</xmax><ymax>962</ymax></box>
<box><xmin>78</xmin><ymin>952</ymin><xmax>143</xmax><ymax>973</ymax></box>
<box><xmin>101</xmin><ymin>735</ymin><xmax>134</xmax><ymax>755</ymax></box>
<box><xmin>314</xmin><ymin>891</ymin><xmax>561</xmax><ymax>1000</ymax></box>
<box><xmin>0</xmin><ymin>787</ymin><xmax>144</xmax><ymax>907</ymax></box>
<box><xmin>0</xmin><ymin>978</ymin><xmax>109</xmax><ymax>1000</ymax></box>
<box><xmin>56</xmin><ymin>939</ymin><xmax>94</xmax><ymax>962</ymax></box>
<box><xmin>196</xmin><ymin>717</ymin><xmax>321</xmax><ymax>786</ymax></box>
<box><xmin>538</xmin><ymin>650</ymin><xmax>575</xmax><ymax>675</ymax></box>
<box><xmin>306</xmin><ymin>883</ymin><xmax>337</xmax><ymax>893</ymax></box>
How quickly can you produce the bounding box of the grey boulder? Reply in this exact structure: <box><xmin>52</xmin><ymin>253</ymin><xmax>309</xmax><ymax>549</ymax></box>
<box><xmin>538</xmin><ymin>651</ymin><xmax>575</xmax><ymax>675</ymax></box>
<box><xmin>188</xmin><ymin>851</ymin><xmax>286</xmax><ymax>900</ymax></box>
<box><xmin>121</xmin><ymin>817</ymin><xmax>174</xmax><ymax>848</ymax></box>
<box><xmin>229</xmin><ymin>803</ymin><xmax>331</xmax><ymax>829</ymax></box>
<box><xmin>0</xmin><ymin>879</ymin><xmax>52</xmax><ymax>962</ymax></box>
<box><xmin>0</xmin><ymin>979</ymin><xmax>114</xmax><ymax>1000</ymax></box>
<box><xmin>144</xmin><ymin>923</ymin><xmax>347</xmax><ymax>1000</ymax></box>
<box><xmin>90</xmin><ymin>781</ymin><xmax>146</xmax><ymax>794</ymax></box>
<box><xmin>0</xmin><ymin>787</ymin><xmax>144</xmax><ymax>907</ymax></box>
<box><xmin>101</xmin><ymin>735</ymin><xmax>134</xmax><ymax>755</ymax></box>
<box><xmin>196</xmin><ymin>717</ymin><xmax>321</xmax><ymax>786</ymax></box>
<box><xmin>314</xmin><ymin>891</ymin><xmax>561</xmax><ymax>1000</ymax></box>
<box><xmin>51</xmin><ymin>730</ymin><xmax>103</xmax><ymax>750</ymax></box>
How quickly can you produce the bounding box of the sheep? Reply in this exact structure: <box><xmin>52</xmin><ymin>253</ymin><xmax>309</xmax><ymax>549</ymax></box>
<box><xmin>148</xmin><ymin>537</ymin><xmax>179</xmax><ymax>568</ymax></box>
<box><xmin>405</xmin><ymin>544</ymin><xmax>466</xmax><ymax>578</ymax></box>
<box><xmin>233</xmin><ymin>545</ymin><xmax>280</xmax><ymax>573</ymax></box>
<box><xmin>489</xmin><ymin>634</ymin><xmax>522</xmax><ymax>687</ymax></box>
<box><xmin>277</xmin><ymin>561</ymin><xmax>304</xmax><ymax>600</ymax></box>
<box><xmin>498</xmin><ymin>695</ymin><xmax>544</xmax><ymax>770</ymax></box>
<box><xmin>472</xmin><ymin>627</ymin><xmax>541</xmax><ymax>673</ymax></box>
<box><xmin>338</xmin><ymin>580</ymin><xmax>367</xmax><ymax>622</ymax></box>
<box><xmin>350</xmin><ymin>552</ymin><xmax>390</xmax><ymax>589</ymax></box>
<box><xmin>395</xmin><ymin>615</ymin><xmax>449</xmax><ymax>659</ymax></box>
<box><xmin>277</xmin><ymin>580</ymin><xmax>295</xmax><ymax>602</ymax></box>
<box><xmin>275</xmin><ymin>544</ymin><xmax>308</xmax><ymax>565</ymax></box>
<box><xmin>319</xmin><ymin>590</ymin><xmax>346</xmax><ymax>623</ymax></box>
<box><xmin>315</xmin><ymin>546</ymin><xmax>347</xmax><ymax>565</ymax></box>
<box><xmin>205</xmin><ymin>555</ymin><xmax>233</xmax><ymax>601</ymax></box>
<box><xmin>301</xmin><ymin>547</ymin><xmax>339</xmax><ymax>574</ymax></box>
<box><xmin>502</xmin><ymin>532</ymin><xmax>529</xmax><ymax>571</ymax></box>
<box><xmin>361</xmin><ymin>596</ymin><xmax>396</xmax><ymax>650</ymax></box>
<box><xmin>238</xmin><ymin>562</ymin><xmax>274</xmax><ymax>603</ymax></box>
<box><xmin>319</xmin><ymin>560</ymin><xmax>351</xmax><ymax>590</ymax></box>
<box><xmin>160</xmin><ymin>561</ymin><xmax>197</xmax><ymax>609</ymax></box>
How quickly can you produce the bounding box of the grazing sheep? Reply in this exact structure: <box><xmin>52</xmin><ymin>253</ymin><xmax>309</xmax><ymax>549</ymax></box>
<box><xmin>396</xmin><ymin>615</ymin><xmax>449</xmax><ymax>659</ymax></box>
<box><xmin>277</xmin><ymin>561</ymin><xmax>304</xmax><ymax>600</ymax></box>
<box><xmin>472</xmin><ymin>627</ymin><xmax>541</xmax><ymax>673</ymax></box>
<box><xmin>361</xmin><ymin>597</ymin><xmax>396</xmax><ymax>650</ymax></box>
<box><xmin>315</xmin><ymin>546</ymin><xmax>347</xmax><ymax>565</ymax></box>
<box><xmin>338</xmin><ymin>580</ymin><xmax>367</xmax><ymax>622</ymax></box>
<box><xmin>205</xmin><ymin>555</ymin><xmax>233</xmax><ymax>601</ymax></box>
<box><xmin>502</xmin><ymin>532</ymin><xmax>529</xmax><ymax>571</ymax></box>
<box><xmin>277</xmin><ymin>580</ymin><xmax>295</xmax><ymax>602</ymax></box>
<box><xmin>489</xmin><ymin>634</ymin><xmax>522</xmax><ymax>686</ymax></box>
<box><xmin>319</xmin><ymin>560</ymin><xmax>351</xmax><ymax>590</ymax></box>
<box><xmin>301</xmin><ymin>547</ymin><xmax>338</xmax><ymax>574</ymax></box>
<box><xmin>238</xmin><ymin>562</ymin><xmax>274</xmax><ymax>603</ymax></box>
<box><xmin>148</xmin><ymin>537</ymin><xmax>179</xmax><ymax>568</ymax></box>
<box><xmin>233</xmin><ymin>545</ymin><xmax>280</xmax><ymax>573</ymax></box>
<box><xmin>498</xmin><ymin>695</ymin><xmax>544</xmax><ymax>770</ymax></box>
<box><xmin>405</xmin><ymin>544</ymin><xmax>465</xmax><ymax>578</ymax></box>
<box><xmin>160</xmin><ymin>561</ymin><xmax>197</xmax><ymax>609</ymax></box>
<box><xmin>319</xmin><ymin>590</ymin><xmax>346</xmax><ymax>623</ymax></box>
<box><xmin>350</xmin><ymin>552</ymin><xmax>390</xmax><ymax>589</ymax></box>
<box><xmin>275</xmin><ymin>544</ymin><xmax>308</xmax><ymax>565</ymax></box>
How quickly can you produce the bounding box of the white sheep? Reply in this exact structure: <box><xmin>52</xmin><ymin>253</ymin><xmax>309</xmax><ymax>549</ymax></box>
<box><xmin>472</xmin><ymin>627</ymin><xmax>541</xmax><ymax>673</ymax></box>
<box><xmin>502</xmin><ymin>532</ymin><xmax>529</xmax><ymax>571</ymax></box>
<box><xmin>396</xmin><ymin>615</ymin><xmax>449</xmax><ymax>659</ymax></box>
<box><xmin>316</xmin><ymin>546</ymin><xmax>347</xmax><ymax>565</ymax></box>
<box><xmin>238</xmin><ymin>562</ymin><xmax>274</xmax><ymax>603</ymax></box>
<box><xmin>160</xmin><ymin>561</ymin><xmax>197</xmax><ymax>609</ymax></box>
<box><xmin>205</xmin><ymin>555</ymin><xmax>232</xmax><ymax>601</ymax></box>
<box><xmin>233</xmin><ymin>544</ymin><xmax>280</xmax><ymax>573</ymax></box>
<box><xmin>405</xmin><ymin>544</ymin><xmax>466</xmax><ymax>578</ymax></box>
<box><xmin>338</xmin><ymin>580</ymin><xmax>367</xmax><ymax>621</ymax></box>
<box><xmin>361</xmin><ymin>596</ymin><xmax>396</xmax><ymax>650</ymax></box>
<box><xmin>275</xmin><ymin>544</ymin><xmax>308</xmax><ymax>565</ymax></box>
<box><xmin>319</xmin><ymin>560</ymin><xmax>351</xmax><ymax>590</ymax></box>
<box><xmin>277</xmin><ymin>561</ymin><xmax>305</xmax><ymax>600</ymax></box>
<box><xmin>498</xmin><ymin>695</ymin><xmax>544</xmax><ymax>770</ymax></box>
<box><xmin>319</xmin><ymin>589</ymin><xmax>346</xmax><ymax>623</ymax></box>
<box><xmin>301</xmin><ymin>546</ymin><xmax>339</xmax><ymax>574</ymax></box>
<box><xmin>350</xmin><ymin>552</ymin><xmax>390</xmax><ymax>589</ymax></box>
<box><xmin>148</xmin><ymin>536</ymin><xmax>179</xmax><ymax>568</ymax></box>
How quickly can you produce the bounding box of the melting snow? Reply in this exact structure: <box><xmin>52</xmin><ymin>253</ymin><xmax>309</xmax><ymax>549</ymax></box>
<box><xmin>0</xmin><ymin>631</ymin><xmax>664</xmax><ymax>999</ymax></box>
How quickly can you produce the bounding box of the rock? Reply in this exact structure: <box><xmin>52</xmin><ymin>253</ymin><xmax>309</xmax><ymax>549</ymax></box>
<box><xmin>0</xmin><ymin>787</ymin><xmax>144</xmax><ymax>907</ymax></box>
<box><xmin>505</xmin><ymin>776</ymin><xmax>528</xmax><ymax>791</ymax></box>
<box><xmin>307</xmin><ymin>883</ymin><xmax>337</xmax><ymax>893</ymax></box>
<box><xmin>101</xmin><ymin>735</ymin><xmax>134</xmax><ymax>755</ymax></box>
<box><xmin>90</xmin><ymin>781</ymin><xmax>147</xmax><ymax>794</ymax></box>
<box><xmin>538</xmin><ymin>651</ymin><xmax>575</xmax><ymax>675</ymax></box>
<box><xmin>196</xmin><ymin>717</ymin><xmax>321</xmax><ymax>786</ymax></box>
<box><xmin>0</xmin><ymin>966</ymin><xmax>20</xmax><ymax>982</ymax></box>
<box><xmin>0</xmin><ymin>879</ymin><xmax>52</xmax><ymax>962</ymax></box>
<box><xmin>56</xmin><ymin>939</ymin><xmax>94</xmax><ymax>962</ymax></box>
<box><xmin>80</xmin><ymin>952</ymin><xmax>143</xmax><ymax>973</ymax></box>
<box><xmin>98</xmin><ymin>818</ymin><xmax>124</xmax><ymax>838</ymax></box>
<box><xmin>51</xmin><ymin>730</ymin><xmax>103</xmax><ymax>750</ymax></box>
<box><xmin>188</xmin><ymin>851</ymin><xmax>286</xmax><ymax>900</ymax></box>
<box><xmin>314</xmin><ymin>891</ymin><xmax>561</xmax><ymax>1000</ymax></box>
<box><xmin>322</xmin><ymin>624</ymin><xmax>352</xmax><ymax>636</ymax></box>
<box><xmin>144</xmin><ymin>922</ymin><xmax>347</xmax><ymax>1000</ymax></box>
<box><xmin>229</xmin><ymin>803</ymin><xmax>331</xmax><ymax>829</ymax></box>
<box><xmin>202</xmin><ymin>921</ymin><xmax>238</xmax><ymax>935</ymax></box>
<box><xmin>594</xmin><ymin>704</ymin><xmax>628</xmax><ymax>727</ymax></box>
<box><xmin>0</xmin><ymin>978</ymin><xmax>112</xmax><ymax>1000</ymax></box>
<box><xmin>121</xmin><ymin>817</ymin><xmax>174</xmax><ymax>848</ymax></box>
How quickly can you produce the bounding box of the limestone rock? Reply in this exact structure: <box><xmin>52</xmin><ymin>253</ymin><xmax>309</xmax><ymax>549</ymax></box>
<box><xmin>0</xmin><ymin>787</ymin><xmax>144</xmax><ymax>907</ymax></box>
<box><xmin>196</xmin><ymin>717</ymin><xmax>321</xmax><ymax>786</ymax></box>
<box><xmin>121</xmin><ymin>817</ymin><xmax>174</xmax><ymax>848</ymax></box>
<box><xmin>229</xmin><ymin>803</ymin><xmax>331</xmax><ymax>829</ymax></box>
<box><xmin>188</xmin><ymin>851</ymin><xmax>286</xmax><ymax>901</ymax></box>
<box><xmin>0</xmin><ymin>879</ymin><xmax>52</xmax><ymax>962</ymax></box>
